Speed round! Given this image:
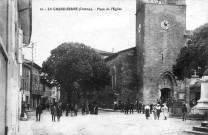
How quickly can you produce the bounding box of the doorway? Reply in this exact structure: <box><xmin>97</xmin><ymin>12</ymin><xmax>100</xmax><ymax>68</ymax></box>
<box><xmin>160</xmin><ymin>88</ymin><xmax>171</xmax><ymax>103</ymax></box>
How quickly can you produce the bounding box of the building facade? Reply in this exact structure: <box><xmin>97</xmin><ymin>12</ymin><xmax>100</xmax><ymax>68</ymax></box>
<box><xmin>0</xmin><ymin>0</ymin><xmax>32</xmax><ymax>134</ymax></box>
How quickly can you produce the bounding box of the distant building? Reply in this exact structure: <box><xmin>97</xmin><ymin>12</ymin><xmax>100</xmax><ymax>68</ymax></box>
<box><xmin>24</xmin><ymin>59</ymin><xmax>44</xmax><ymax>108</ymax></box>
<box><xmin>51</xmin><ymin>86</ymin><xmax>60</xmax><ymax>102</ymax></box>
<box><xmin>21</xmin><ymin>63</ymin><xmax>31</xmax><ymax>105</ymax></box>
<box><xmin>43</xmin><ymin>84</ymin><xmax>53</xmax><ymax>105</ymax></box>
<box><xmin>23</xmin><ymin>58</ymin><xmax>61</xmax><ymax>108</ymax></box>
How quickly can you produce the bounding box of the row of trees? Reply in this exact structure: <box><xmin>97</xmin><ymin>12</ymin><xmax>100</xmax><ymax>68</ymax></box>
<box><xmin>173</xmin><ymin>23</ymin><xmax>208</xmax><ymax>80</ymax></box>
<box><xmin>41</xmin><ymin>42</ymin><xmax>111</xmax><ymax>105</ymax></box>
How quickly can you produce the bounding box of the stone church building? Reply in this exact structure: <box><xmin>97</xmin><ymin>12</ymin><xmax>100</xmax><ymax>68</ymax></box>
<box><xmin>105</xmin><ymin>0</ymin><xmax>190</xmax><ymax>104</ymax></box>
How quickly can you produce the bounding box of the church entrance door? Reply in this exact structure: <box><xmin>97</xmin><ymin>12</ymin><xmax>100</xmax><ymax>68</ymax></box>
<box><xmin>160</xmin><ymin>88</ymin><xmax>171</xmax><ymax>103</ymax></box>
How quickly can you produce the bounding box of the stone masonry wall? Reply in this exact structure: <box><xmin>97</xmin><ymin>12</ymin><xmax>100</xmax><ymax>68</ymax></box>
<box><xmin>136</xmin><ymin>3</ymin><xmax>186</xmax><ymax>104</ymax></box>
<box><xmin>106</xmin><ymin>48</ymin><xmax>137</xmax><ymax>102</ymax></box>
<box><xmin>136</xmin><ymin>4</ymin><xmax>145</xmax><ymax>100</ymax></box>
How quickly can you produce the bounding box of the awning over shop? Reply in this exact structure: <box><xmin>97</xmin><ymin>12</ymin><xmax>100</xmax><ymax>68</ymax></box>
<box><xmin>18</xmin><ymin>0</ymin><xmax>32</xmax><ymax>44</ymax></box>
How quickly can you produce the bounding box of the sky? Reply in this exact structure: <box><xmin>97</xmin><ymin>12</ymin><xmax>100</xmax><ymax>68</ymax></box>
<box><xmin>23</xmin><ymin>0</ymin><xmax>208</xmax><ymax>66</ymax></box>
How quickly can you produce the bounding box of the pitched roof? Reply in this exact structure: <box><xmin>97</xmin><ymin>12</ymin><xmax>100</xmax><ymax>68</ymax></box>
<box><xmin>93</xmin><ymin>48</ymin><xmax>113</xmax><ymax>57</ymax></box>
<box><xmin>105</xmin><ymin>47</ymin><xmax>136</xmax><ymax>62</ymax></box>
<box><xmin>24</xmin><ymin>59</ymin><xmax>42</xmax><ymax>70</ymax></box>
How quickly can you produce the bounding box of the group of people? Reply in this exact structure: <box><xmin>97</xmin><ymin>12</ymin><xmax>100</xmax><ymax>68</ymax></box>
<box><xmin>120</xmin><ymin>100</ymin><xmax>188</xmax><ymax>121</ymax></box>
<box><xmin>36</xmin><ymin>100</ymin><xmax>100</xmax><ymax>122</ymax></box>
<box><xmin>143</xmin><ymin>103</ymin><xmax>169</xmax><ymax>120</ymax></box>
<box><xmin>88</xmin><ymin>101</ymin><xmax>98</xmax><ymax>115</ymax></box>
<box><xmin>36</xmin><ymin>102</ymin><xmax>63</xmax><ymax>122</ymax></box>
<box><xmin>65</xmin><ymin>103</ymin><xmax>78</xmax><ymax>117</ymax></box>
<box><xmin>35</xmin><ymin>99</ymin><xmax>189</xmax><ymax>122</ymax></box>
<box><xmin>123</xmin><ymin>102</ymin><xmax>134</xmax><ymax>114</ymax></box>
<box><xmin>51</xmin><ymin>103</ymin><xmax>62</xmax><ymax>122</ymax></box>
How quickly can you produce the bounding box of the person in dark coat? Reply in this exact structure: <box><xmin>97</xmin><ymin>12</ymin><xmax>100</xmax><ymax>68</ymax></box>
<box><xmin>121</xmin><ymin>102</ymin><xmax>124</xmax><ymax>112</ymax></box>
<box><xmin>182</xmin><ymin>104</ymin><xmax>188</xmax><ymax>121</ymax></box>
<box><xmin>66</xmin><ymin>104</ymin><xmax>69</xmax><ymax>116</ymax></box>
<box><xmin>150</xmin><ymin>104</ymin><xmax>153</xmax><ymax>114</ymax></box>
<box><xmin>129</xmin><ymin>102</ymin><xmax>134</xmax><ymax>114</ymax></box>
<box><xmin>71</xmin><ymin>104</ymin><xmax>75</xmax><ymax>116</ymax></box>
<box><xmin>94</xmin><ymin>102</ymin><xmax>98</xmax><ymax>115</ymax></box>
<box><xmin>138</xmin><ymin>101</ymin><xmax>142</xmax><ymax>113</ymax></box>
<box><xmin>145</xmin><ymin>104</ymin><xmax>150</xmax><ymax>120</ymax></box>
<box><xmin>82</xmin><ymin>103</ymin><xmax>85</xmax><ymax>115</ymax></box>
<box><xmin>36</xmin><ymin>104</ymin><xmax>42</xmax><ymax>121</ymax></box>
<box><xmin>124</xmin><ymin>102</ymin><xmax>129</xmax><ymax>115</ymax></box>
<box><xmin>136</xmin><ymin>100</ymin><xmax>138</xmax><ymax>113</ymax></box>
<box><xmin>57</xmin><ymin>105</ymin><xmax>62</xmax><ymax>121</ymax></box>
<box><xmin>88</xmin><ymin>102</ymin><xmax>91</xmax><ymax>114</ymax></box>
<box><xmin>51</xmin><ymin>105</ymin><xmax>57</xmax><ymax>122</ymax></box>
<box><xmin>74</xmin><ymin>104</ymin><xmax>78</xmax><ymax>116</ymax></box>
<box><xmin>90</xmin><ymin>103</ymin><xmax>94</xmax><ymax>114</ymax></box>
<box><xmin>189</xmin><ymin>100</ymin><xmax>194</xmax><ymax>108</ymax></box>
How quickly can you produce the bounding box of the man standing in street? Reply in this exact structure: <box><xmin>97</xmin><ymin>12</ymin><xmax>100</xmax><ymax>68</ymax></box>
<box><xmin>129</xmin><ymin>102</ymin><xmax>134</xmax><ymax>114</ymax></box>
<box><xmin>182</xmin><ymin>104</ymin><xmax>188</xmax><ymax>121</ymax></box>
<box><xmin>51</xmin><ymin>105</ymin><xmax>57</xmax><ymax>122</ymax></box>
<box><xmin>124</xmin><ymin>102</ymin><xmax>129</xmax><ymax>115</ymax></box>
<box><xmin>36</xmin><ymin>103</ymin><xmax>42</xmax><ymax>121</ymax></box>
<box><xmin>66</xmin><ymin>104</ymin><xmax>69</xmax><ymax>116</ymax></box>
<box><xmin>138</xmin><ymin>101</ymin><xmax>142</xmax><ymax>113</ymax></box>
<box><xmin>57</xmin><ymin>105</ymin><xmax>62</xmax><ymax>121</ymax></box>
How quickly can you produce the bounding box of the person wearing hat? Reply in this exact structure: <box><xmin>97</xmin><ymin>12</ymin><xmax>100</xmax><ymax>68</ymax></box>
<box><xmin>155</xmin><ymin>104</ymin><xmax>161</xmax><ymax>120</ymax></box>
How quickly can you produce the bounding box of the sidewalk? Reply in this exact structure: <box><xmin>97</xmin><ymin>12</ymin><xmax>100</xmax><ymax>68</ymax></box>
<box><xmin>18</xmin><ymin>110</ymin><xmax>36</xmax><ymax>135</ymax></box>
<box><xmin>18</xmin><ymin>120</ymin><xmax>33</xmax><ymax>135</ymax></box>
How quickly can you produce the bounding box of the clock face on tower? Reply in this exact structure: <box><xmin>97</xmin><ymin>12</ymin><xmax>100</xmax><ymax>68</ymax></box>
<box><xmin>161</xmin><ymin>20</ymin><xmax>170</xmax><ymax>30</ymax></box>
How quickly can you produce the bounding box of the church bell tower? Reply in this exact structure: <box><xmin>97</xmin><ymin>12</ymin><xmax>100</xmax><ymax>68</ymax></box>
<box><xmin>136</xmin><ymin>0</ymin><xmax>186</xmax><ymax>103</ymax></box>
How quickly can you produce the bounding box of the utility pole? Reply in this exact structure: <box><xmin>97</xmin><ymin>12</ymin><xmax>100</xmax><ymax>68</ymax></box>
<box><xmin>184</xmin><ymin>67</ymin><xmax>187</xmax><ymax>103</ymax></box>
<box><xmin>30</xmin><ymin>42</ymin><xmax>34</xmax><ymax>108</ymax></box>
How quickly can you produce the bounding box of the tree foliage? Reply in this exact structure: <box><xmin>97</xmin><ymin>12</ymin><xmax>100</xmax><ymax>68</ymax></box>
<box><xmin>173</xmin><ymin>23</ymin><xmax>208</xmax><ymax>80</ymax></box>
<box><xmin>41</xmin><ymin>42</ymin><xmax>111</xmax><ymax>103</ymax></box>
